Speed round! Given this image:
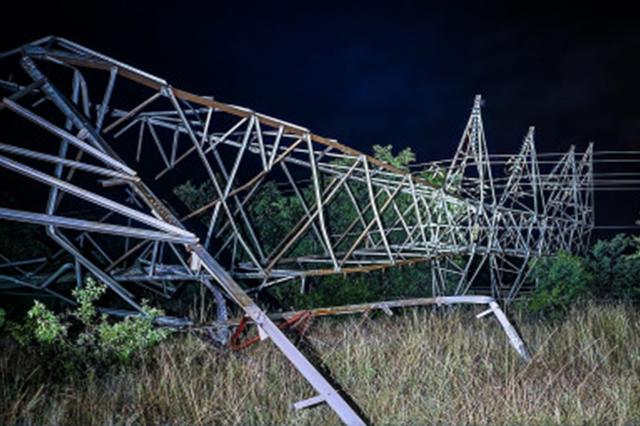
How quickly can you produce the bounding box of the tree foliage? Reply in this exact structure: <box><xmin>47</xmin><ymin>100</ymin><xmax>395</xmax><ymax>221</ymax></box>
<box><xmin>372</xmin><ymin>144</ymin><xmax>416</xmax><ymax>171</ymax></box>
<box><xmin>587</xmin><ymin>234</ymin><xmax>640</xmax><ymax>300</ymax></box>
<box><xmin>172</xmin><ymin>179</ymin><xmax>216</xmax><ymax>213</ymax></box>
<box><xmin>527</xmin><ymin>251</ymin><xmax>593</xmax><ymax>315</ymax></box>
<box><xmin>245</xmin><ymin>181</ymin><xmax>309</xmax><ymax>255</ymax></box>
<box><xmin>527</xmin><ymin>234</ymin><xmax>640</xmax><ymax>315</ymax></box>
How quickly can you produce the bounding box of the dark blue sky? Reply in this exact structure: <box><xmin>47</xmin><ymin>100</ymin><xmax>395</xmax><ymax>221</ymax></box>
<box><xmin>2</xmin><ymin>1</ymin><xmax>640</xmax><ymax>233</ymax></box>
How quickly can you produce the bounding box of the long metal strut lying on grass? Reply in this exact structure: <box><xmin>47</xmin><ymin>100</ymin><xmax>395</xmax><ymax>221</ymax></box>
<box><xmin>217</xmin><ymin>295</ymin><xmax>530</xmax><ymax>362</ymax></box>
<box><xmin>0</xmin><ymin>37</ymin><xmax>591</xmax><ymax>425</ymax></box>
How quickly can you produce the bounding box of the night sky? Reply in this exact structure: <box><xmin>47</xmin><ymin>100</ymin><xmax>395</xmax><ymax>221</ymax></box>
<box><xmin>1</xmin><ymin>1</ymin><xmax>640</xmax><ymax>237</ymax></box>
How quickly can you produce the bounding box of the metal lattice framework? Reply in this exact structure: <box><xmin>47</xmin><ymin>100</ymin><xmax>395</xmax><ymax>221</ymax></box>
<box><xmin>0</xmin><ymin>37</ymin><xmax>594</xmax><ymax>425</ymax></box>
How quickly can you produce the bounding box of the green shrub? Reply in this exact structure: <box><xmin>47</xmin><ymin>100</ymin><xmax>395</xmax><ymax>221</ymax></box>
<box><xmin>27</xmin><ymin>300</ymin><xmax>68</xmax><ymax>344</ymax></box>
<box><xmin>588</xmin><ymin>234</ymin><xmax>640</xmax><ymax>300</ymax></box>
<box><xmin>527</xmin><ymin>250</ymin><xmax>593</xmax><ymax>316</ymax></box>
<box><xmin>8</xmin><ymin>301</ymin><xmax>68</xmax><ymax>346</ymax></box>
<box><xmin>524</xmin><ymin>234</ymin><xmax>640</xmax><ymax>316</ymax></box>
<box><xmin>0</xmin><ymin>308</ymin><xmax>5</xmax><ymax>329</ymax></box>
<box><xmin>73</xmin><ymin>278</ymin><xmax>106</xmax><ymax>325</ymax></box>
<box><xmin>97</xmin><ymin>303</ymin><xmax>169</xmax><ymax>363</ymax></box>
<box><xmin>8</xmin><ymin>278</ymin><xmax>171</xmax><ymax>374</ymax></box>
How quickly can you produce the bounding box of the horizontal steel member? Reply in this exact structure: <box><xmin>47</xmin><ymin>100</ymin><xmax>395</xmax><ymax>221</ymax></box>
<box><xmin>215</xmin><ymin>295</ymin><xmax>530</xmax><ymax>361</ymax></box>
<box><xmin>0</xmin><ymin>153</ymin><xmax>194</xmax><ymax>238</ymax></box>
<box><xmin>0</xmin><ymin>207</ymin><xmax>198</xmax><ymax>245</ymax></box>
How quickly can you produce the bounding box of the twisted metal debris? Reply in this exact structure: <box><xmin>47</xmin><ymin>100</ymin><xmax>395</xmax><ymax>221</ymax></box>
<box><xmin>0</xmin><ymin>37</ymin><xmax>593</xmax><ymax>425</ymax></box>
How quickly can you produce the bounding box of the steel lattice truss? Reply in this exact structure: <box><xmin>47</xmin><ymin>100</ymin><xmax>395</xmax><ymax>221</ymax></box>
<box><xmin>0</xmin><ymin>38</ymin><xmax>593</xmax><ymax>425</ymax></box>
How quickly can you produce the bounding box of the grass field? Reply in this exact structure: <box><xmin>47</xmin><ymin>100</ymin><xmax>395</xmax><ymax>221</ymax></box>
<box><xmin>1</xmin><ymin>302</ymin><xmax>639</xmax><ymax>425</ymax></box>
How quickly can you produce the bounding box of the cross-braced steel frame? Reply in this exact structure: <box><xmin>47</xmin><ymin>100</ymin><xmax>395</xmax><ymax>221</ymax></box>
<box><xmin>0</xmin><ymin>37</ymin><xmax>593</xmax><ymax>425</ymax></box>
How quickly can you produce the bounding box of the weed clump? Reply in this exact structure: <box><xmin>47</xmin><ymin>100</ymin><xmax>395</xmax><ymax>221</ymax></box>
<box><xmin>6</xmin><ymin>277</ymin><xmax>171</xmax><ymax>377</ymax></box>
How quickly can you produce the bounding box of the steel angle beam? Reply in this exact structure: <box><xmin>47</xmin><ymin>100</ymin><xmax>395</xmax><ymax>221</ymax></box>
<box><xmin>0</xmin><ymin>207</ymin><xmax>197</xmax><ymax>244</ymax></box>
<box><xmin>193</xmin><ymin>246</ymin><xmax>368</xmax><ymax>426</ymax></box>
<box><xmin>220</xmin><ymin>294</ymin><xmax>531</xmax><ymax>362</ymax></box>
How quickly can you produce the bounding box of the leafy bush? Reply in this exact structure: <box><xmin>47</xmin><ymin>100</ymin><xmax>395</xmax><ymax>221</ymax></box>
<box><xmin>28</xmin><ymin>300</ymin><xmax>68</xmax><ymax>344</ymax></box>
<box><xmin>525</xmin><ymin>234</ymin><xmax>640</xmax><ymax>315</ymax></box>
<box><xmin>587</xmin><ymin>234</ymin><xmax>640</xmax><ymax>300</ymax></box>
<box><xmin>0</xmin><ymin>308</ymin><xmax>5</xmax><ymax>329</ymax></box>
<box><xmin>526</xmin><ymin>250</ymin><xmax>593</xmax><ymax>315</ymax></box>
<box><xmin>8</xmin><ymin>278</ymin><xmax>171</xmax><ymax>374</ymax></box>
<box><xmin>97</xmin><ymin>305</ymin><xmax>169</xmax><ymax>363</ymax></box>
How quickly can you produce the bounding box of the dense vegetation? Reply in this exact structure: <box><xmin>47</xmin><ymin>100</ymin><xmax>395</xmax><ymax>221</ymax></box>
<box><xmin>2</xmin><ymin>278</ymin><xmax>170</xmax><ymax>378</ymax></box>
<box><xmin>526</xmin><ymin>234</ymin><xmax>640</xmax><ymax>315</ymax></box>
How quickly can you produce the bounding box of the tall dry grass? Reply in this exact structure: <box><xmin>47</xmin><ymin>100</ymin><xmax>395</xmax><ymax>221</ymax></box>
<box><xmin>1</xmin><ymin>302</ymin><xmax>639</xmax><ymax>425</ymax></box>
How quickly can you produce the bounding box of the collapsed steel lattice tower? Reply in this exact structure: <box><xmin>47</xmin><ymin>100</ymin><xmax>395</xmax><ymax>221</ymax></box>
<box><xmin>0</xmin><ymin>38</ymin><xmax>593</xmax><ymax>425</ymax></box>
